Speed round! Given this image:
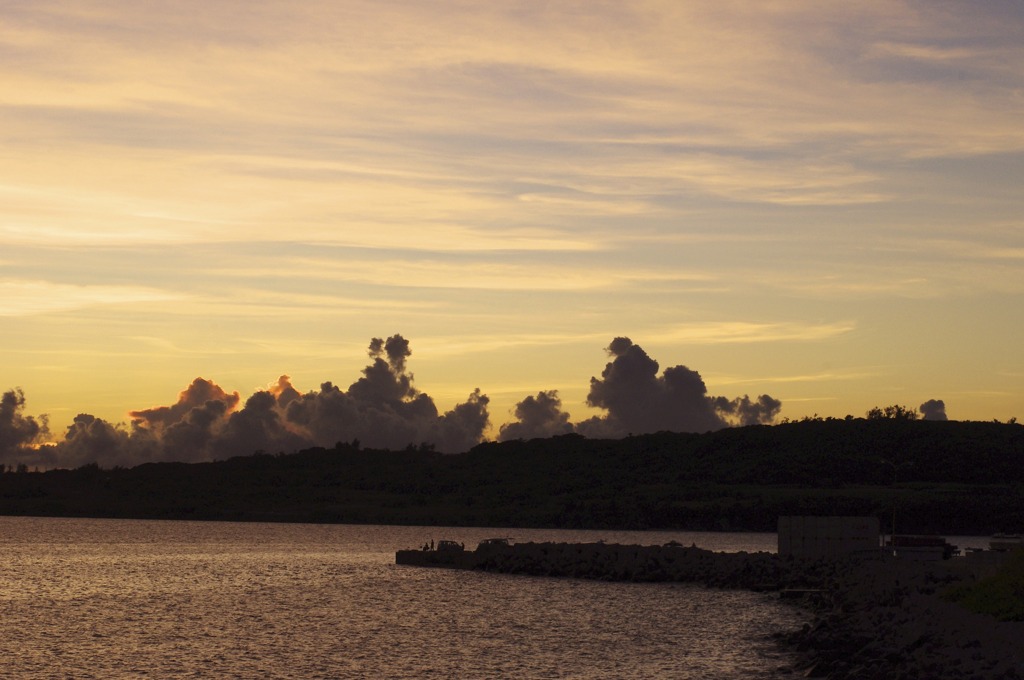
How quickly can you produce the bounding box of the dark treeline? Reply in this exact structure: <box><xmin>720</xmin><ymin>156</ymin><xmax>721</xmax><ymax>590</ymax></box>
<box><xmin>1</xmin><ymin>418</ymin><xmax>1022</xmax><ymax>535</ymax></box>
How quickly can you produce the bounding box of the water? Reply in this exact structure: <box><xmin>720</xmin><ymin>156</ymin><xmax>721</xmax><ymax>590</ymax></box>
<box><xmin>0</xmin><ymin>517</ymin><xmax>807</xmax><ymax>678</ymax></box>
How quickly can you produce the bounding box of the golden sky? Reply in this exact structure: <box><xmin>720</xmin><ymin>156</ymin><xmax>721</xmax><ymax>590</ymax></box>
<box><xmin>3</xmin><ymin>1</ymin><xmax>1024</xmax><ymax>449</ymax></box>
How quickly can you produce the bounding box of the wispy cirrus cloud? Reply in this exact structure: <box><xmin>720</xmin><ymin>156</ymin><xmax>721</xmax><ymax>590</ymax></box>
<box><xmin>4</xmin><ymin>2</ymin><xmax>1022</xmax><ymax>232</ymax></box>
<box><xmin>2</xmin><ymin>0</ymin><xmax>1023</xmax><ymax>435</ymax></box>
<box><xmin>649</xmin><ymin>321</ymin><xmax>856</xmax><ymax>346</ymax></box>
<box><xmin>710</xmin><ymin>369</ymin><xmax>880</xmax><ymax>387</ymax></box>
<box><xmin>0</xmin><ymin>280</ymin><xmax>179</xmax><ymax>317</ymax></box>
<box><xmin>220</xmin><ymin>256</ymin><xmax>715</xmax><ymax>293</ymax></box>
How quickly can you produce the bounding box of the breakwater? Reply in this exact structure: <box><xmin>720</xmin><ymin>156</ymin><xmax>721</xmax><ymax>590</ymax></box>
<box><xmin>398</xmin><ymin>540</ymin><xmax>803</xmax><ymax>589</ymax></box>
<box><xmin>397</xmin><ymin>541</ymin><xmax>1024</xmax><ymax>679</ymax></box>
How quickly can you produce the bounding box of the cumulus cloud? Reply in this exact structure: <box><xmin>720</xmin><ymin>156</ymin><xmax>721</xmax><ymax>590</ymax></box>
<box><xmin>919</xmin><ymin>399</ymin><xmax>948</xmax><ymax>421</ymax></box>
<box><xmin>498</xmin><ymin>390</ymin><xmax>574</xmax><ymax>441</ymax></box>
<box><xmin>129</xmin><ymin>378</ymin><xmax>241</xmax><ymax>432</ymax></box>
<box><xmin>503</xmin><ymin>337</ymin><xmax>783</xmax><ymax>438</ymax></box>
<box><xmin>218</xmin><ymin>390</ymin><xmax>312</xmax><ymax>458</ymax></box>
<box><xmin>268</xmin><ymin>374</ymin><xmax>301</xmax><ymax>407</ymax></box>
<box><xmin>278</xmin><ymin>335</ymin><xmax>490</xmax><ymax>453</ymax></box>
<box><xmin>584</xmin><ymin>337</ymin><xmax>728</xmax><ymax>435</ymax></box>
<box><xmin>10</xmin><ymin>334</ymin><xmax>491</xmax><ymax>468</ymax></box>
<box><xmin>431</xmin><ymin>388</ymin><xmax>491</xmax><ymax>453</ymax></box>
<box><xmin>280</xmin><ymin>336</ymin><xmax>489</xmax><ymax>452</ymax></box>
<box><xmin>160</xmin><ymin>397</ymin><xmax>233</xmax><ymax>460</ymax></box>
<box><xmin>59</xmin><ymin>413</ymin><xmax>142</xmax><ymax>469</ymax></box>
<box><xmin>0</xmin><ymin>388</ymin><xmax>49</xmax><ymax>466</ymax></box>
<box><xmin>5</xmin><ymin>334</ymin><xmax>786</xmax><ymax>468</ymax></box>
<box><xmin>714</xmin><ymin>394</ymin><xmax>784</xmax><ymax>427</ymax></box>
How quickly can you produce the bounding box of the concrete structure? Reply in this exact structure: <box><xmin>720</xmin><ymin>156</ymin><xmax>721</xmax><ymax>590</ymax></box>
<box><xmin>778</xmin><ymin>516</ymin><xmax>880</xmax><ymax>559</ymax></box>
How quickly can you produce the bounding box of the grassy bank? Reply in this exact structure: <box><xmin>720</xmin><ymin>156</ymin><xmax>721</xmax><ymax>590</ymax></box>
<box><xmin>945</xmin><ymin>548</ymin><xmax>1024</xmax><ymax>621</ymax></box>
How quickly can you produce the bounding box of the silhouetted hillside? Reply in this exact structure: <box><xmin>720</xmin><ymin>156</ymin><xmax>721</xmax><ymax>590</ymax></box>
<box><xmin>1</xmin><ymin>419</ymin><xmax>1021</xmax><ymax>534</ymax></box>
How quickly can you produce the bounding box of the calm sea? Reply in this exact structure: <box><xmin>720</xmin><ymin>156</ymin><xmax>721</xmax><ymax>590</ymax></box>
<box><xmin>0</xmin><ymin>517</ymin><xmax>808</xmax><ymax>679</ymax></box>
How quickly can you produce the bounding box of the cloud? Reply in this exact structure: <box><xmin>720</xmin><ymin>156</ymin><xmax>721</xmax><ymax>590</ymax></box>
<box><xmin>0</xmin><ymin>280</ymin><xmax>179</xmax><ymax>317</ymax></box>
<box><xmin>8</xmin><ymin>334</ymin><xmax>792</xmax><ymax>466</ymax></box>
<box><xmin>431</xmin><ymin>388</ymin><xmax>491</xmax><ymax>454</ymax></box>
<box><xmin>710</xmin><ymin>368</ymin><xmax>878</xmax><ymax>386</ymax></box>
<box><xmin>919</xmin><ymin>399</ymin><xmax>948</xmax><ymax>421</ymax></box>
<box><xmin>160</xmin><ymin>397</ymin><xmax>234</xmax><ymax>460</ymax></box>
<box><xmin>583</xmin><ymin>338</ymin><xmax>726</xmax><ymax>435</ymax></box>
<box><xmin>498</xmin><ymin>390</ymin><xmax>574</xmax><ymax>441</ymax></box>
<box><xmin>280</xmin><ymin>336</ymin><xmax>490</xmax><ymax>452</ymax></box>
<box><xmin>501</xmin><ymin>337</ymin><xmax>784</xmax><ymax>438</ymax></box>
<box><xmin>268</xmin><ymin>257</ymin><xmax>696</xmax><ymax>293</ymax></box>
<box><xmin>714</xmin><ymin>394</ymin><xmax>784</xmax><ymax>427</ymax></box>
<box><xmin>129</xmin><ymin>378</ymin><xmax>241</xmax><ymax>431</ymax></box>
<box><xmin>868</xmin><ymin>42</ymin><xmax>984</xmax><ymax>64</ymax></box>
<box><xmin>566</xmin><ymin>155</ymin><xmax>888</xmax><ymax>207</ymax></box>
<box><xmin>7</xmin><ymin>1</ymin><xmax>1022</xmax><ymax>257</ymax></box>
<box><xmin>650</xmin><ymin>321</ymin><xmax>856</xmax><ymax>345</ymax></box>
<box><xmin>216</xmin><ymin>390</ymin><xmax>312</xmax><ymax>459</ymax></box>
<box><xmin>14</xmin><ymin>334</ymin><xmax>492</xmax><ymax>468</ymax></box>
<box><xmin>2</xmin><ymin>0</ymin><xmax>1021</xmax><ymax>452</ymax></box>
<box><xmin>58</xmin><ymin>413</ymin><xmax>143</xmax><ymax>469</ymax></box>
<box><xmin>0</xmin><ymin>388</ymin><xmax>49</xmax><ymax>465</ymax></box>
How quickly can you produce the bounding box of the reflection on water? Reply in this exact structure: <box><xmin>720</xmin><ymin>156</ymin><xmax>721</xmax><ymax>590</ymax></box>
<box><xmin>0</xmin><ymin>517</ymin><xmax>806</xmax><ymax>679</ymax></box>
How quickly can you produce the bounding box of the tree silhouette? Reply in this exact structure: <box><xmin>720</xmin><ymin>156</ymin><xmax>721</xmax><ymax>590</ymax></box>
<box><xmin>866</xmin><ymin>404</ymin><xmax>919</xmax><ymax>421</ymax></box>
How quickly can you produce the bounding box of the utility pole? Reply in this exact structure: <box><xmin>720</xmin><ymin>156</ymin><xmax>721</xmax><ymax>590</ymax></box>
<box><xmin>881</xmin><ymin>457</ymin><xmax>913</xmax><ymax>556</ymax></box>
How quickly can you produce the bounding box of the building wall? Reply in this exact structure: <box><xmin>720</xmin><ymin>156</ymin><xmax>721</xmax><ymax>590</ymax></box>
<box><xmin>778</xmin><ymin>516</ymin><xmax>880</xmax><ymax>559</ymax></box>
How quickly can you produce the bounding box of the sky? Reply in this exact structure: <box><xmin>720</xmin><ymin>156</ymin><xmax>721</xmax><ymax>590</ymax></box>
<box><xmin>2</xmin><ymin>1</ymin><xmax>1024</xmax><ymax>464</ymax></box>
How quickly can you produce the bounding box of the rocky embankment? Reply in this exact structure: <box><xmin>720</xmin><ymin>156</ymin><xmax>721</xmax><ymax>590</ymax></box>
<box><xmin>781</xmin><ymin>556</ymin><xmax>1024</xmax><ymax>679</ymax></box>
<box><xmin>398</xmin><ymin>541</ymin><xmax>1024</xmax><ymax>679</ymax></box>
<box><xmin>469</xmin><ymin>541</ymin><xmax>792</xmax><ymax>587</ymax></box>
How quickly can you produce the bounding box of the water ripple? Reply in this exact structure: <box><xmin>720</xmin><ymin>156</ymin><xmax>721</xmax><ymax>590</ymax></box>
<box><xmin>0</xmin><ymin>517</ymin><xmax>805</xmax><ymax>678</ymax></box>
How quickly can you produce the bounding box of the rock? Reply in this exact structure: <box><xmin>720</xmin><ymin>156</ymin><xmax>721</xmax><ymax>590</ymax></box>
<box><xmin>397</xmin><ymin>540</ymin><xmax>1024</xmax><ymax>678</ymax></box>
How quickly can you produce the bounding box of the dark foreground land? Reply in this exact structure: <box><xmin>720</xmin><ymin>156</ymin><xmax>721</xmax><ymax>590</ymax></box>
<box><xmin>783</xmin><ymin>553</ymin><xmax>1024</xmax><ymax>679</ymax></box>
<box><xmin>2</xmin><ymin>418</ymin><xmax>1023</xmax><ymax>535</ymax></box>
<box><xmin>397</xmin><ymin>540</ymin><xmax>1024</xmax><ymax>679</ymax></box>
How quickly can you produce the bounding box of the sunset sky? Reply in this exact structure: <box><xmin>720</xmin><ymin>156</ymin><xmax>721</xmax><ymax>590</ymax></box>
<box><xmin>3</xmin><ymin>0</ymin><xmax>1023</xmax><ymax>447</ymax></box>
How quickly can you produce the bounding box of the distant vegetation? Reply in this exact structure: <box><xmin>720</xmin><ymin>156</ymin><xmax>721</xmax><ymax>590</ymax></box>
<box><xmin>945</xmin><ymin>548</ymin><xmax>1024</xmax><ymax>621</ymax></box>
<box><xmin>1</xmin><ymin>417</ymin><xmax>1022</xmax><ymax>534</ymax></box>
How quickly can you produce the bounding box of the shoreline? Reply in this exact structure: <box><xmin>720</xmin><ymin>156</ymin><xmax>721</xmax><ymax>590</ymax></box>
<box><xmin>781</xmin><ymin>555</ymin><xmax>1024</xmax><ymax>679</ymax></box>
<box><xmin>397</xmin><ymin>541</ymin><xmax>1024</xmax><ymax>679</ymax></box>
